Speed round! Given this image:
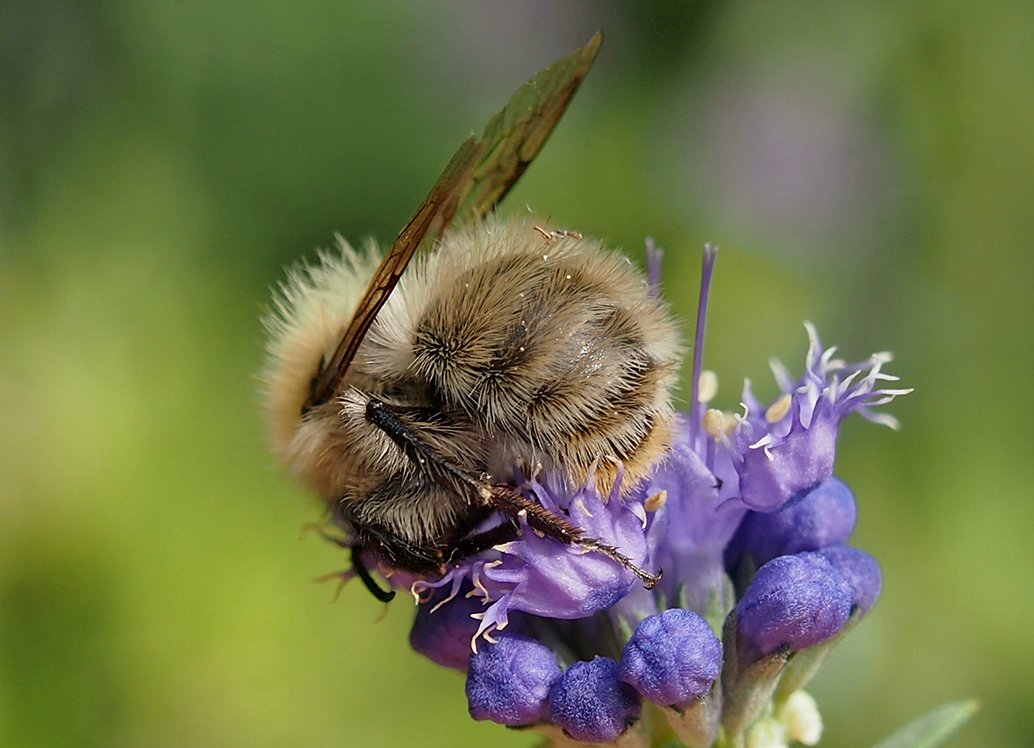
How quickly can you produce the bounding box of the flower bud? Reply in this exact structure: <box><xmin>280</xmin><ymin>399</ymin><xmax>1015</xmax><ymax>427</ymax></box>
<box><xmin>548</xmin><ymin>657</ymin><xmax>641</xmax><ymax>743</ymax></box>
<box><xmin>770</xmin><ymin>548</ymin><xmax>881</xmax><ymax>700</ymax></box>
<box><xmin>619</xmin><ymin>608</ymin><xmax>722</xmax><ymax>709</ymax></box>
<box><xmin>466</xmin><ymin>634</ymin><xmax>561</xmax><ymax>726</ymax></box>
<box><xmin>734</xmin><ymin>552</ymin><xmax>853</xmax><ymax>665</ymax></box>
<box><xmin>732</xmin><ymin>477</ymin><xmax>857</xmax><ymax>567</ymax></box>
<box><xmin>818</xmin><ymin>544</ymin><xmax>882</xmax><ymax>615</ymax></box>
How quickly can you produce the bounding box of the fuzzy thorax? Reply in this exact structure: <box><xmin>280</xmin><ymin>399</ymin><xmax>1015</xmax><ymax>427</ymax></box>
<box><xmin>260</xmin><ymin>216</ymin><xmax>682</xmax><ymax>505</ymax></box>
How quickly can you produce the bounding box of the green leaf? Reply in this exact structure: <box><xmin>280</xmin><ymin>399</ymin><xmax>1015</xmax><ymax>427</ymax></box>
<box><xmin>871</xmin><ymin>700</ymin><xmax>979</xmax><ymax>748</ymax></box>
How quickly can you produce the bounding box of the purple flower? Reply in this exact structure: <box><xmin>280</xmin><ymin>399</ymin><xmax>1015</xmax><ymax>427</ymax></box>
<box><xmin>411</xmin><ymin>470</ymin><xmax>651</xmax><ymax>647</ymax></box>
<box><xmin>728</xmin><ymin>322</ymin><xmax>911</xmax><ymax>512</ymax></box>
<box><xmin>734</xmin><ymin>552</ymin><xmax>854</xmax><ymax>665</ymax></box>
<box><xmin>643</xmin><ymin>417</ymin><xmax>747</xmax><ymax>614</ymax></box>
<box><xmin>379</xmin><ymin>243</ymin><xmax>907</xmax><ymax>744</ymax></box>
<box><xmin>466</xmin><ymin>633</ymin><xmax>561</xmax><ymax>726</ymax></box>
<box><xmin>634</xmin><ymin>247</ymin><xmax>907</xmax><ymax>621</ymax></box>
<box><xmin>549</xmin><ymin>657</ymin><xmax>641</xmax><ymax>743</ymax></box>
<box><xmin>619</xmin><ymin>608</ymin><xmax>722</xmax><ymax>708</ymax></box>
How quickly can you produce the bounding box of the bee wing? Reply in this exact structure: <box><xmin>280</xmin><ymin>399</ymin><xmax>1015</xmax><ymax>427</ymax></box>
<box><xmin>307</xmin><ymin>32</ymin><xmax>603</xmax><ymax>409</ymax></box>
<box><xmin>441</xmin><ymin>30</ymin><xmax>604</xmax><ymax>230</ymax></box>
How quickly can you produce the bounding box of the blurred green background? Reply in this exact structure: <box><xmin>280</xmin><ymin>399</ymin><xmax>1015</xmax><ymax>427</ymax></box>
<box><xmin>2</xmin><ymin>2</ymin><xmax>1031</xmax><ymax>746</ymax></box>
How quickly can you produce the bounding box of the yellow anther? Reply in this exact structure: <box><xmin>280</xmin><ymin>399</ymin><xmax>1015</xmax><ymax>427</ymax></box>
<box><xmin>644</xmin><ymin>490</ymin><xmax>668</xmax><ymax>513</ymax></box>
<box><xmin>765</xmin><ymin>393</ymin><xmax>792</xmax><ymax>423</ymax></box>
<box><xmin>704</xmin><ymin>408</ymin><xmax>736</xmax><ymax>438</ymax></box>
<box><xmin>697</xmin><ymin>370</ymin><xmax>718</xmax><ymax>403</ymax></box>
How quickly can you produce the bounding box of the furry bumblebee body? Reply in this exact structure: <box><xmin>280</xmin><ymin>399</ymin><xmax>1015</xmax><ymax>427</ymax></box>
<box><xmin>263</xmin><ymin>216</ymin><xmax>681</xmax><ymax>573</ymax></box>
<box><xmin>261</xmin><ymin>34</ymin><xmax>679</xmax><ymax>591</ymax></box>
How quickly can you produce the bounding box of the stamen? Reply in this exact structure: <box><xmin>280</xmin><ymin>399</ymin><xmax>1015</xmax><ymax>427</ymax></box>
<box><xmin>631</xmin><ymin>502</ymin><xmax>648</xmax><ymax>528</ymax></box>
<box><xmin>472</xmin><ymin>567</ymin><xmax>491</xmax><ymax>599</ymax></box>
<box><xmin>645</xmin><ymin>237</ymin><xmax>663</xmax><ymax>297</ymax></box>
<box><xmin>749</xmin><ymin>433</ymin><xmax>774</xmax><ymax>451</ymax></box>
<box><xmin>765</xmin><ymin>393</ymin><xmax>792</xmax><ymax>423</ymax></box>
<box><xmin>704</xmin><ymin>408</ymin><xmax>736</xmax><ymax>440</ymax></box>
<box><xmin>872</xmin><ymin>388</ymin><xmax>915</xmax><ymax>400</ymax></box>
<box><xmin>644</xmin><ymin>490</ymin><xmax>668</xmax><ymax>513</ymax></box>
<box><xmin>860</xmin><ymin>411</ymin><xmax>903</xmax><ymax>430</ymax></box>
<box><xmin>689</xmin><ymin>244</ymin><xmax>718</xmax><ymax>449</ymax></box>
<box><xmin>469</xmin><ymin>614</ymin><xmax>486</xmax><ymax>654</ymax></box>
<box><xmin>703</xmin><ymin>410</ymin><xmax>733</xmax><ymax>473</ymax></box>
<box><xmin>698</xmin><ymin>369</ymin><xmax>719</xmax><ymax>404</ymax></box>
<box><xmin>770</xmin><ymin>357</ymin><xmax>795</xmax><ymax>391</ymax></box>
<box><xmin>605</xmin><ymin>455</ymin><xmax>624</xmax><ymax>504</ymax></box>
<box><xmin>429</xmin><ymin>591</ymin><xmax>457</xmax><ymax>614</ymax></box>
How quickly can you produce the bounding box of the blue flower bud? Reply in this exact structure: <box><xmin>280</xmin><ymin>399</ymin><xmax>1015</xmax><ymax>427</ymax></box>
<box><xmin>619</xmin><ymin>608</ymin><xmax>722</xmax><ymax>708</ymax></box>
<box><xmin>734</xmin><ymin>552</ymin><xmax>853</xmax><ymax>665</ymax></box>
<box><xmin>409</xmin><ymin>586</ymin><xmax>482</xmax><ymax>672</ymax></box>
<box><xmin>819</xmin><ymin>544</ymin><xmax>882</xmax><ymax>615</ymax></box>
<box><xmin>731</xmin><ymin>477</ymin><xmax>857</xmax><ymax>568</ymax></box>
<box><xmin>466</xmin><ymin>634</ymin><xmax>561</xmax><ymax>726</ymax></box>
<box><xmin>549</xmin><ymin>657</ymin><xmax>641</xmax><ymax>743</ymax></box>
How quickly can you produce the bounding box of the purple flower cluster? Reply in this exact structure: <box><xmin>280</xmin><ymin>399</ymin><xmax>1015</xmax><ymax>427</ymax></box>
<box><xmin>394</xmin><ymin>247</ymin><xmax>906</xmax><ymax>745</ymax></box>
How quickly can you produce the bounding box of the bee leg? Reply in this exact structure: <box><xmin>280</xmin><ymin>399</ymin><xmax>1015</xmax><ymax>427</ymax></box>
<box><xmin>310</xmin><ymin>526</ymin><xmax>399</xmax><ymax>602</ymax></box>
<box><xmin>446</xmin><ymin>519</ymin><xmax>521</xmax><ymax>563</ymax></box>
<box><xmin>487</xmin><ymin>486</ymin><xmax>661</xmax><ymax>590</ymax></box>
<box><xmin>366</xmin><ymin>397</ymin><xmax>487</xmax><ymax>498</ymax></box>
<box><xmin>350</xmin><ymin>546</ymin><xmax>396</xmax><ymax>603</ymax></box>
<box><xmin>364</xmin><ymin>399</ymin><xmax>662</xmax><ymax>586</ymax></box>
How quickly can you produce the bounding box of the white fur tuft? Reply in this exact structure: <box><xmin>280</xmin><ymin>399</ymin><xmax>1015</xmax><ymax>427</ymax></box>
<box><xmin>259</xmin><ymin>238</ymin><xmax>382</xmax><ymax>467</ymax></box>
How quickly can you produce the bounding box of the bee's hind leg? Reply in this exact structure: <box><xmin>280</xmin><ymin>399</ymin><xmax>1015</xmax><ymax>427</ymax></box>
<box><xmin>486</xmin><ymin>485</ymin><xmax>661</xmax><ymax>590</ymax></box>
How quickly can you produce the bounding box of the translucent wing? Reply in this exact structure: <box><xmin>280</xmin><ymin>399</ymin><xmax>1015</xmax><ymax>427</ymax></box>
<box><xmin>307</xmin><ymin>32</ymin><xmax>603</xmax><ymax>409</ymax></box>
<box><xmin>306</xmin><ymin>137</ymin><xmax>480</xmax><ymax>410</ymax></box>
<box><xmin>438</xmin><ymin>30</ymin><xmax>604</xmax><ymax>231</ymax></box>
